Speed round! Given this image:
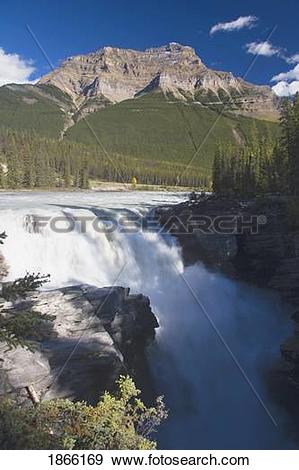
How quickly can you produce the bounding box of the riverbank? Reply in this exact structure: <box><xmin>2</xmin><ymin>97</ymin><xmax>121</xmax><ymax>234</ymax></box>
<box><xmin>0</xmin><ymin>180</ymin><xmax>198</xmax><ymax>193</ymax></box>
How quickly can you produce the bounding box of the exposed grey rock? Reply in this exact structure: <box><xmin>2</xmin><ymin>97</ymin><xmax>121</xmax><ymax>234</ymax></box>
<box><xmin>0</xmin><ymin>252</ymin><xmax>8</xmax><ymax>280</ymax></box>
<box><xmin>0</xmin><ymin>285</ymin><xmax>158</xmax><ymax>404</ymax></box>
<box><xmin>38</xmin><ymin>43</ymin><xmax>279</xmax><ymax>121</ymax></box>
<box><xmin>155</xmin><ymin>196</ymin><xmax>241</xmax><ymax>267</ymax></box>
<box><xmin>155</xmin><ymin>195</ymin><xmax>294</xmax><ymax>286</ymax></box>
<box><xmin>270</xmin><ymin>257</ymin><xmax>299</xmax><ymax>306</ymax></box>
<box><xmin>157</xmin><ymin>195</ymin><xmax>299</xmax><ymax>412</ymax></box>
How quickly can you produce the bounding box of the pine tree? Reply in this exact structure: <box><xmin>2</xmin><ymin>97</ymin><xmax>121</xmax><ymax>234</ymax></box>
<box><xmin>212</xmin><ymin>95</ymin><xmax>299</xmax><ymax>196</ymax></box>
<box><xmin>212</xmin><ymin>146</ymin><xmax>221</xmax><ymax>193</ymax></box>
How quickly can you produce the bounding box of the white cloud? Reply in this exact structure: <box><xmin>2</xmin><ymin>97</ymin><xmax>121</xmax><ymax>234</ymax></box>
<box><xmin>272</xmin><ymin>80</ymin><xmax>299</xmax><ymax>96</ymax></box>
<box><xmin>210</xmin><ymin>15</ymin><xmax>257</xmax><ymax>35</ymax></box>
<box><xmin>245</xmin><ymin>41</ymin><xmax>281</xmax><ymax>57</ymax></box>
<box><xmin>271</xmin><ymin>64</ymin><xmax>299</xmax><ymax>82</ymax></box>
<box><xmin>244</xmin><ymin>40</ymin><xmax>299</xmax><ymax>65</ymax></box>
<box><xmin>271</xmin><ymin>64</ymin><xmax>299</xmax><ymax>96</ymax></box>
<box><xmin>285</xmin><ymin>53</ymin><xmax>299</xmax><ymax>64</ymax></box>
<box><xmin>0</xmin><ymin>47</ymin><xmax>36</xmax><ymax>87</ymax></box>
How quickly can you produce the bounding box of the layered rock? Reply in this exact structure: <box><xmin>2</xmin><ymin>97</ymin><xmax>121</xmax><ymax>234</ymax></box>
<box><xmin>0</xmin><ymin>285</ymin><xmax>158</xmax><ymax>405</ymax></box>
<box><xmin>38</xmin><ymin>42</ymin><xmax>279</xmax><ymax>120</ymax></box>
<box><xmin>155</xmin><ymin>195</ymin><xmax>295</xmax><ymax>291</ymax></box>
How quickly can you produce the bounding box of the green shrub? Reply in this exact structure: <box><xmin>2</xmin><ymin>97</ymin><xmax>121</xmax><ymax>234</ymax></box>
<box><xmin>0</xmin><ymin>376</ymin><xmax>167</xmax><ymax>450</ymax></box>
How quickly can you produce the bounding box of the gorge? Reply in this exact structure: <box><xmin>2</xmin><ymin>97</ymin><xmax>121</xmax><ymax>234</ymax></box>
<box><xmin>0</xmin><ymin>191</ymin><xmax>297</xmax><ymax>449</ymax></box>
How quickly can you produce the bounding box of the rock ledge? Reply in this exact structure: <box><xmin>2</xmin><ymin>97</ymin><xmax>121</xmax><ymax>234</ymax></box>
<box><xmin>0</xmin><ymin>285</ymin><xmax>158</xmax><ymax>404</ymax></box>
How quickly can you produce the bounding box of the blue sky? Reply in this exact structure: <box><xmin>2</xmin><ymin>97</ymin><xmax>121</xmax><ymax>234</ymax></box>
<box><xmin>0</xmin><ymin>0</ymin><xmax>298</xmax><ymax>95</ymax></box>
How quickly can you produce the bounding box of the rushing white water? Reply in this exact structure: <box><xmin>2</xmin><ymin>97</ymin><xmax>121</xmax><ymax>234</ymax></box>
<box><xmin>0</xmin><ymin>191</ymin><xmax>295</xmax><ymax>449</ymax></box>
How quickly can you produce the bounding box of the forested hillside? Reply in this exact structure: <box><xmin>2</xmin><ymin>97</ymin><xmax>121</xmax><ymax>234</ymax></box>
<box><xmin>0</xmin><ymin>42</ymin><xmax>282</xmax><ymax>189</ymax></box>
<box><xmin>0</xmin><ymin>84</ymin><xmax>72</xmax><ymax>139</ymax></box>
<box><xmin>0</xmin><ymin>127</ymin><xmax>211</xmax><ymax>189</ymax></box>
<box><xmin>65</xmin><ymin>92</ymin><xmax>278</xmax><ymax>175</ymax></box>
<box><xmin>212</xmin><ymin>95</ymin><xmax>299</xmax><ymax>196</ymax></box>
<box><xmin>0</xmin><ymin>89</ymin><xmax>278</xmax><ymax>189</ymax></box>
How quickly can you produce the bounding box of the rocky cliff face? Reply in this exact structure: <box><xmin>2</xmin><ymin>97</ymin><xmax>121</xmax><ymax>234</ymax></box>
<box><xmin>38</xmin><ymin>43</ymin><xmax>279</xmax><ymax>121</ymax></box>
<box><xmin>0</xmin><ymin>285</ymin><xmax>158</xmax><ymax>405</ymax></box>
<box><xmin>155</xmin><ymin>195</ymin><xmax>295</xmax><ymax>289</ymax></box>
<box><xmin>156</xmin><ymin>195</ymin><xmax>299</xmax><ymax>417</ymax></box>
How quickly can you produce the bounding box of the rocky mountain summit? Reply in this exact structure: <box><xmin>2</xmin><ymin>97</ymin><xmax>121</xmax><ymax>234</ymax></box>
<box><xmin>38</xmin><ymin>42</ymin><xmax>279</xmax><ymax>121</ymax></box>
<box><xmin>0</xmin><ymin>43</ymin><xmax>281</xmax><ymax>182</ymax></box>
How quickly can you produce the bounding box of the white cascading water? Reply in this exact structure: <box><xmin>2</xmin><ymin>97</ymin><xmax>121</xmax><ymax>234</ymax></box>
<box><xmin>0</xmin><ymin>192</ymin><xmax>295</xmax><ymax>449</ymax></box>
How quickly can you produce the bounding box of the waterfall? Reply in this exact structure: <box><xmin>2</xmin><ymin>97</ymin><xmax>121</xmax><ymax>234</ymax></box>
<box><xmin>0</xmin><ymin>206</ymin><xmax>184</xmax><ymax>290</ymax></box>
<box><xmin>0</xmin><ymin>193</ymin><xmax>294</xmax><ymax>449</ymax></box>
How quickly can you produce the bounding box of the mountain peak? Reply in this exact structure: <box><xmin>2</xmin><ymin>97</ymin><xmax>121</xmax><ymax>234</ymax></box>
<box><xmin>146</xmin><ymin>42</ymin><xmax>196</xmax><ymax>54</ymax></box>
<box><xmin>38</xmin><ymin>43</ymin><xmax>278</xmax><ymax>121</ymax></box>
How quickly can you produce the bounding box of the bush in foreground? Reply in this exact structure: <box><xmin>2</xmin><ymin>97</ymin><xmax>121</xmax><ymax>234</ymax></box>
<box><xmin>0</xmin><ymin>376</ymin><xmax>167</xmax><ymax>450</ymax></box>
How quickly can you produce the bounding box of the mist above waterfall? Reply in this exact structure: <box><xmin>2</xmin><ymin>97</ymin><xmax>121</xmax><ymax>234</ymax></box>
<box><xmin>0</xmin><ymin>191</ymin><xmax>295</xmax><ymax>449</ymax></box>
